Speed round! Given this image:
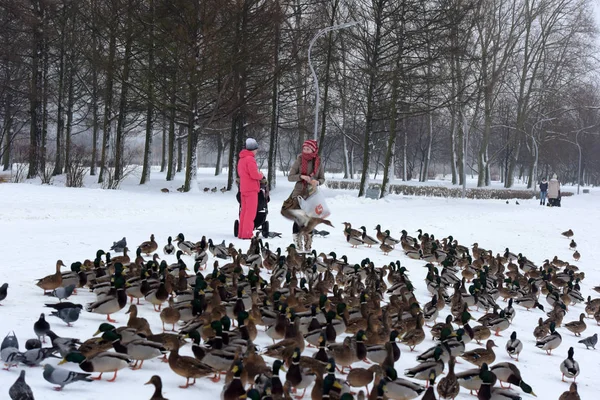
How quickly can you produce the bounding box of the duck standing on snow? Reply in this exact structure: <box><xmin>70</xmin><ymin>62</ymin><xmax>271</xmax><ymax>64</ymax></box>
<box><xmin>163</xmin><ymin>236</ymin><xmax>175</xmax><ymax>255</ymax></box>
<box><xmin>139</xmin><ymin>234</ymin><xmax>158</xmax><ymax>255</ymax></box>
<box><xmin>505</xmin><ymin>331</ymin><xmax>523</xmax><ymax>361</ymax></box>
<box><xmin>36</xmin><ymin>260</ymin><xmax>66</xmax><ymax>294</ymax></box>
<box><xmin>536</xmin><ymin>321</ymin><xmax>562</xmax><ymax>355</ymax></box>
<box><xmin>60</xmin><ymin>350</ymin><xmax>131</xmax><ymax>382</ymax></box>
<box><xmin>560</xmin><ymin>347</ymin><xmax>580</xmax><ymax>382</ymax></box>
<box><xmin>85</xmin><ymin>272</ymin><xmax>128</xmax><ymax>323</ymax></box>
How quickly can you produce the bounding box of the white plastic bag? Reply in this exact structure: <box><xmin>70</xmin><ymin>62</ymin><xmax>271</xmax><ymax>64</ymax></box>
<box><xmin>298</xmin><ymin>188</ymin><xmax>331</xmax><ymax>219</ymax></box>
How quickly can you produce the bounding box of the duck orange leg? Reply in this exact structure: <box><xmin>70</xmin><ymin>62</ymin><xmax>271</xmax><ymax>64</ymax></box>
<box><xmin>91</xmin><ymin>373</ymin><xmax>104</xmax><ymax>381</ymax></box>
<box><xmin>107</xmin><ymin>370</ymin><xmax>119</xmax><ymax>382</ymax></box>
<box><xmin>294</xmin><ymin>387</ymin><xmax>307</xmax><ymax>399</ymax></box>
<box><xmin>106</xmin><ymin>314</ymin><xmax>117</xmax><ymax>323</ymax></box>
<box><xmin>132</xmin><ymin>360</ymin><xmax>144</xmax><ymax>370</ymax></box>
<box><xmin>210</xmin><ymin>372</ymin><xmax>221</xmax><ymax>382</ymax></box>
<box><xmin>180</xmin><ymin>377</ymin><xmax>195</xmax><ymax>389</ymax></box>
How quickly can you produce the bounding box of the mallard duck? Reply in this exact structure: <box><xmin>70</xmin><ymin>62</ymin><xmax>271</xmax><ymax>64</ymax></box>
<box><xmin>145</xmin><ymin>375</ymin><xmax>168</xmax><ymax>400</ymax></box>
<box><xmin>346</xmin><ymin>364</ymin><xmax>382</xmax><ymax>395</ymax></box>
<box><xmin>560</xmin><ymin>347</ymin><xmax>580</xmax><ymax>382</ymax></box>
<box><xmin>286</xmin><ymin>348</ymin><xmax>316</xmax><ymax>398</ymax></box>
<box><xmin>536</xmin><ymin>321</ymin><xmax>562</xmax><ymax>355</ymax></box>
<box><xmin>460</xmin><ymin>339</ymin><xmax>497</xmax><ymax>367</ymax></box>
<box><xmin>36</xmin><ymin>260</ymin><xmax>66</xmax><ymax>294</ymax></box>
<box><xmin>85</xmin><ymin>274</ymin><xmax>128</xmax><ymax>322</ymax></box>
<box><xmin>562</xmin><ymin>229</ymin><xmax>574</xmax><ymax>238</ymax></box>
<box><xmin>559</xmin><ymin>382</ymin><xmax>581</xmax><ymax>400</ymax></box>
<box><xmin>565</xmin><ymin>313</ymin><xmax>587</xmax><ymax>337</ymax></box>
<box><xmin>327</xmin><ymin>331</ymin><xmax>365</xmax><ymax>373</ymax></box>
<box><xmin>125</xmin><ymin>304</ymin><xmax>153</xmax><ymax>336</ymax></box>
<box><xmin>163</xmin><ymin>236</ymin><xmax>175</xmax><ymax>255</ymax></box>
<box><xmin>366</xmin><ymin>330</ymin><xmax>400</xmax><ymax>364</ymax></box>
<box><xmin>174</xmin><ymin>233</ymin><xmax>196</xmax><ymax>255</ymax></box>
<box><xmin>505</xmin><ymin>331</ymin><xmax>523</xmax><ymax>361</ymax></box>
<box><xmin>533</xmin><ymin>317</ymin><xmax>549</xmax><ymax>340</ymax></box>
<box><xmin>436</xmin><ymin>356</ymin><xmax>459</xmax><ymax>399</ymax></box>
<box><xmin>59</xmin><ymin>351</ymin><xmax>131</xmax><ymax>382</ymax></box>
<box><xmin>472</xmin><ymin>324</ymin><xmax>491</xmax><ymax>344</ymax></box>
<box><xmin>357</xmin><ymin>226</ymin><xmax>378</xmax><ymax>247</ymax></box>
<box><xmin>160</xmin><ymin>297</ymin><xmax>181</xmax><ymax>332</ymax></box>
<box><xmin>489</xmin><ymin>362</ymin><xmax>535</xmax><ymax>394</ymax></box>
<box><xmin>404</xmin><ymin>346</ymin><xmax>444</xmax><ymax>381</ymax></box>
<box><xmin>168</xmin><ymin>340</ymin><xmax>215</xmax><ymax>388</ymax></box>
<box><xmin>139</xmin><ymin>234</ymin><xmax>158</xmax><ymax>255</ymax></box>
<box><xmin>400</xmin><ymin>314</ymin><xmax>425</xmax><ymax>351</ymax></box>
<box><xmin>486</xmin><ymin>310</ymin><xmax>510</xmax><ymax>337</ymax></box>
<box><xmin>384</xmin><ymin>366</ymin><xmax>426</xmax><ymax>400</ymax></box>
<box><xmin>347</xmin><ymin>233</ymin><xmax>366</xmax><ymax>248</ymax></box>
<box><xmin>222</xmin><ymin>361</ymin><xmax>246</xmax><ymax>400</ymax></box>
<box><xmin>102</xmin><ymin>330</ymin><xmax>166</xmax><ymax>370</ymax></box>
<box><xmin>145</xmin><ymin>279</ymin><xmax>169</xmax><ymax>312</ymax></box>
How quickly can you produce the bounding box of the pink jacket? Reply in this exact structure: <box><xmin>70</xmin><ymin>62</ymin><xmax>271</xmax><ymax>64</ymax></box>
<box><xmin>237</xmin><ymin>150</ymin><xmax>263</xmax><ymax>193</ymax></box>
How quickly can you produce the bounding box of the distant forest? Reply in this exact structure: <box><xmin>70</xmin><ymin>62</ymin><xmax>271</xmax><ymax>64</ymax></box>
<box><xmin>1</xmin><ymin>0</ymin><xmax>599</xmax><ymax>194</ymax></box>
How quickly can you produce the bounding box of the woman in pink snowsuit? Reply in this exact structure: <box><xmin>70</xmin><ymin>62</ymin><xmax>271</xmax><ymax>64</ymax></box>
<box><xmin>237</xmin><ymin>138</ymin><xmax>265</xmax><ymax>239</ymax></box>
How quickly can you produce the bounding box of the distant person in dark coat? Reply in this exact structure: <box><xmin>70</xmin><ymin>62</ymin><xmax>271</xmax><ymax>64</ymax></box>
<box><xmin>539</xmin><ymin>178</ymin><xmax>548</xmax><ymax>205</ymax></box>
<box><xmin>548</xmin><ymin>173</ymin><xmax>560</xmax><ymax>207</ymax></box>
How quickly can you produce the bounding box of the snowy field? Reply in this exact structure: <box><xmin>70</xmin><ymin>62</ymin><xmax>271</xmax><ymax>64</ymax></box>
<box><xmin>0</xmin><ymin>167</ymin><xmax>597</xmax><ymax>399</ymax></box>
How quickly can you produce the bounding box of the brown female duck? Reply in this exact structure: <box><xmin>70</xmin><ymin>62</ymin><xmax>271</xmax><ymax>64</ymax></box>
<box><xmin>36</xmin><ymin>260</ymin><xmax>66</xmax><ymax>294</ymax></box>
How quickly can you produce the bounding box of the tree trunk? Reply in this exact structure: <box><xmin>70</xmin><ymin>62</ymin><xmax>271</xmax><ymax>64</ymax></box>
<box><xmin>177</xmin><ymin>127</ymin><xmax>184</xmax><ymax>173</ymax></box>
<box><xmin>52</xmin><ymin>25</ymin><xmax>66</xmax><ymax>176</ymax></box>
<box><xmin>160</xmin><ymin>110</ymin><xmax>166</xmax><ymax>173</ymax></box>
<box><xmin>381</xmin><ymin>68</ymin><xmax>399</xmax><ymax>198</ymax></box>
<box><xmin>98</xmin><ymin>19</ymin><xmax>117</xmax><ymax>184</ymax></box>
<box><xmin>215</xmin><ymin>133</ymin><xmax>223</xmax><ymax>176</ymax></box>
<box><xmin>114</xmin><ymin>0</ymin><xmax>134</xmax><ymax>183</ymax></box>
<box><xmin>27</xmin><ymin>1</ymin><xmax>44</xmax><ymax>179</ymax></box>
<box><xmin>90</xmin><ymin>0</ymin><xmax>99</xmax><ymax>176</ymax></box>
<box><xmin>421</xmin><ymin>112</ymin><xmax>433</xmax><ymax>181</ymax></box>
<box><xmin>1</xmin><ymin>95</ymin><xmax>13</xmax><ymax>170</ymax></box>
<box><xmin>267</xmin><ymin>0</ymin><xmax>281</xmax><ymax>190</ymax></box>
<box><xmin>358</xmin><ymin>2</ymin><xmax>384</xmax><ymax>197</ymax></box>
<box><xmin>64</xmin><ymin>44</ymin><xmax>75</xmax><ymax>176</ymax></box>
<box><xmin>318</xmin><ymin>0</ymin><xmax>339</xmax><ymax>154</ymax></box>
<box><xmin>183</xmin><ymin>77</ymin><xmax>198</xmax><ymax>192</ymax></box>
<box><xmin>166</xmin><ymin>63</ymin><xmax>177</xmax><ymax>180</ymax></box>
<box><xmin>40</xmin><ymin>19</ymin><xmax>49</xmax><ymax>172</ymax></box>
<box><xmin>140</xmin><ymin>0</ymin><xmax>155</xmax><ymax>185</ymax></box>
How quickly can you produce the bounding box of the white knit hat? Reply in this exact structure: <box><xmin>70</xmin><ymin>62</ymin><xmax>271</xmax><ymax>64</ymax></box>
<box><xmin>245</xmin><ymin>138</ymin><xmax>258</xmax><ymax>150</ymax></box>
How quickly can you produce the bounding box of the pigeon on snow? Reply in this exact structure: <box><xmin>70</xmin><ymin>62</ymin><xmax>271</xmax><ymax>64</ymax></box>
<box><xmin>43</xmin><ymin>363</ymin><xmax>93</xmax><ymax>391</ymax></box>
<box><xmin>9</xmin><ymin>370</ymin><xmax>35</xmax><ymax>400</ymax></box>
<box><xmin>578</xmin><ymin>333</ymin><xmax>598</xmax><ymax>350</ymax></box>
<box><xmin>110</xmin><ymin>237</ymin><xmax>127</xmax><ymax>253</ymax></box>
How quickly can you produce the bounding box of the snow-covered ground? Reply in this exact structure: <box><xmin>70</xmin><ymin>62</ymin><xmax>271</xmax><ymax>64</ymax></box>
<box><xmin>0</xmin><ymin>167</ymin><xmax>597</xmax><ymax>399</ymax></box>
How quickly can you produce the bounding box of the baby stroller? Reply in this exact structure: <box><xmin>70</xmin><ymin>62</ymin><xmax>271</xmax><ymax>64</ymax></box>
<box><xmin>234</xmin><ymin>181</ymin><xmax>270</xmax><ymax>238</ymax></box>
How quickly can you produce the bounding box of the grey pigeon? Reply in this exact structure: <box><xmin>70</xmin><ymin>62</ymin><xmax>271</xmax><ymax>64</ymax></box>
<box><xmin>44</xmin><ymin>284</ymin><xmax>76</xmax><ymax>302</ymax></box>
<box><xmin>110</xmin><ymin>237</ymin><xmax>127</xmax><ymax>253</ymax></box>
<box><xmin>578</xmin><ymin>333</ymin><xmax>598</xmax><ymax>350</ymax></box>
<box><xmin>9</xmin><ymin>370</ymin><xmax>34</xmax><ymax>400</ymax></box>
<box><xmin>1</xmin><ymin>346</ymin><xmax>24</xmax><ymax>370</ymax></box>
<box><xmin>25</xmin><ymin>339</ymin><xmax>41</xmax><ymax>350</ymax></box>
<box><xmin>33</xmin><ymin>313</ymin><xmax>50</xmax><ymax>343</ymax></box>
<box><xmin>22</xmin><ymin>347</ymin><xmax>59</xmax><ymax>367</ymax></box>
<box><xmin>46</xmin><ymin>331</ymin><xmax>81</xmax><ymax>357</ymax></box>
<box><xmin>45</xmin><ymin>302</ymin><xmax>83</xmax><ymax>311</ymax></box>
<box><xmin>43</xmin><ymin>363</ymin><xmax>92</xmax><ymax>391</ymax></box>
<box><xmin>1</xmin><ymin>331</ymin><xmax>18</xmax><ymax>351</ymax></box>
<box><xmin>0</xmin><ymin>282</ymin><xmax>7</xmax><ymax>303</ymax></box>
<box><xmin>50</xmin><ymin>307</ymin><xmax>82</xmax><ymax>326</ymax></box>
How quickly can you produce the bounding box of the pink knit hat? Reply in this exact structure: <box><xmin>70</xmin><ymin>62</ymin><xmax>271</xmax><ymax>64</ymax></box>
<box><xmin>302</xmin><ymin>139</ymin><xmax>318</xmax><ymax>153</ymax></box>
